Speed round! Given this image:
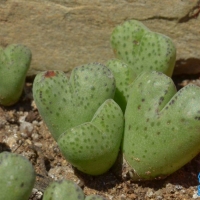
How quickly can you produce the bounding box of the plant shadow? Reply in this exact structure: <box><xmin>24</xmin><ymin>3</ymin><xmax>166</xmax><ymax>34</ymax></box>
<box><xmin>74</xmin><ymin>152</ymin><xmax>200</xmax><ymax>191</ymax></box>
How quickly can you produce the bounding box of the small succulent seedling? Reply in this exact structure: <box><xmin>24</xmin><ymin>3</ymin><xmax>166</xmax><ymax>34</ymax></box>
<box><xmin>0</xmin><ymin>44</ymin><xmax>31</xmax><ymax>106</ymax></box>
<box><xmin>43</xmin><ymin>180</ymin><xmax>108</xmax><ymax>200</ymax></box>
<box><xmin>43</xmin><ymin>180</ymin><xmax>85</xmax><ymax>200</ymax></box>
<box><xmin>58</xmin><ymin>99</ymin><xmax>123</xmax><ymax>175</ymax></box>
<box><xmin>0</xmin><ymin>152</ymin><xmax>36</xmax><ymax>200</ymax></box>
<box><xmin>33</xmin><ymin>63</ymin><xmax>116</xmax><ymax>140</ymax></box>
<box><xmin>110</xmin><ymin>20</ymin><xmax>176</xmax><ymax>77</ymax></box>
<box><xmin>85</xmin><ymin>194</ymin><xmax>107</xmax><ymax>200</ymax></box>
<box><xmin>123</xmin><ymin>71</ymin><xmax>200</xmax><ymax>180</ymax></box>
<box><xmin>33</xmin><ymin>63</ymin><xmax>124</xmax><ymax>175</ymax></box>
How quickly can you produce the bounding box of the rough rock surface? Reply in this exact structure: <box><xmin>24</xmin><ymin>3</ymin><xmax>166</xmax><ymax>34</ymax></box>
<box><xmin>0</xmin><ymin>0</ymin><xmax>200</xmax><ymax>76</ymax></box>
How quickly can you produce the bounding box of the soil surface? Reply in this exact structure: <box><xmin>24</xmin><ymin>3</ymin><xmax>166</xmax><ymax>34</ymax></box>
<box><xmin>1</xmin><ymin>74</ymin><xmax>200</xmax><ymax>200</ymax></box>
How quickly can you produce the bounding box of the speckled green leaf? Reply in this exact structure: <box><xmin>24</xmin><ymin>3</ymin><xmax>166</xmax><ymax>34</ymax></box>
<box><xmin>106</xmin><ymin>59</ymin><xmax>137</xmax><ymax>112</ymax></box>
<box><xmin>110</xmin><ymin>20</ymin><xmax>176</xmax><ymax>77</ymax></box>
<box><xmin>58</xmin><ymin>99</ymin><xmax>124</xmax><ymax>175</ymax></box>
<box><xmin>0</xmin><ymin>152</ymin><xmax>35</xmax><ymax>200</ymax></box>
<box><xmin>33</xmin><ymin>63</ymin><xmax>116</xmax><ymax>140</ymax></box>
<box><xmin>0</xmin><ymin>44</ymin><xmax>31</xmax><ymax>106</ymax></box>
<box><xmin>43</xmin><ymin>180</ymin><xmax>84</xmax><ymax>200</ymax></box>
<box><xmin>123</xmin><ymin>71</ymin><xmax>200</xmax><ymax>180</ymax></box>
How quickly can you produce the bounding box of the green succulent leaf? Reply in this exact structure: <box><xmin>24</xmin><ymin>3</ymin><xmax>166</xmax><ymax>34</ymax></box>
<box><xmin>0</xmin><ymin>152</ymin><xmax>35</xmax><ymax>200</ymax></box>
<box><xmin>123</xmin><ymin>71</ymin><xmax>200</xmax><ymax>180</ymax></box>
<box><xmin>43</xmin><ymin>180</ymin><xmax>84</xmax><ymax>200</ymax></box>
<box><xmin>106</xmin><ymin>59</ymin><xmax>137</xmax><ymax>112</ymax></box>
<box><xmin>33</xmin><ymin>63</ymin><xmax>116</xmax><ymax>140</ymax></box>
<box><xmin>58</xmin><ymin>99</ymin><xmax>124</xmax><ymax>175</ymax></box>
<box><xmin>110</xmin><ymin>20</ymin><xmax>176</xmax><ymax>77</ymax></box>
<box><xmin>0</xmin><ymin>44</ymin><xmax>31</xmax><ymax>106</ymax></box>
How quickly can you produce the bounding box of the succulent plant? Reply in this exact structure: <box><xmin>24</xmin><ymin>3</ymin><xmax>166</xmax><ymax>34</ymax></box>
<box><xmin>0</xmin><ymin>152</ymin><xmax>36</xmax><ymax>200</ymax></box>
<box><xmin>123</xmin><ymin>71</ymin><xmax>200</xmax><ymax>180</ymax></box>
<box><xmin>33</xmin><ymin>63</ymin><xmax>116</xmax><ymax>141</ymax></box>
<box><xmin>0</xmin><ymin>44</ymin><xmax>31</xmax><ymax>106</ymax></box>
<box><xmin>58</xmin><ymin>99</ymin><xmax>123</xmax><ymax>175</ymax></box>
<box><xmin>85</xmin><ymin>194</ymin><xmax>107</xmax><ymax>200</ymax></box>
<box><xmin>110</xmin><ymin>20</ymin><xmax>176</xmax><ymax>77</ymax></box>
<box><xmin>33</xmin><ymin>63</ymin><xmax>124</xmax><ymax>175</ymax></box>
<box><xmin>107</xmin><ymin>20</ymin><xmax>176</xmax><ymax>111</ymax></box>
<box><xmin>43</xmin><ymin>180</ymin><xmax>85</xmax><ymax>200</ymax></box>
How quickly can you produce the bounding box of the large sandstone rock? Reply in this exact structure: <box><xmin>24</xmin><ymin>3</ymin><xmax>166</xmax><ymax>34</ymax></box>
<box><xmin>0</xmin><ymin>0</ymin><xmax>200</xmax><ymax>76</ymax></box>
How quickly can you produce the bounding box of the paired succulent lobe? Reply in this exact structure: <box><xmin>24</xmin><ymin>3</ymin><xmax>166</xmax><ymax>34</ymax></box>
<box><xmin>123</xmin><ymin>71</ymin><xmax>200</xmax><ymax>180</ymax></box>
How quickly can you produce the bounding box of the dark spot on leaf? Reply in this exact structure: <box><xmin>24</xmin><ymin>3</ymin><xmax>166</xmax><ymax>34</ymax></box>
<box><xmin>20</xmin><ymin>182</ymin><xmax>24</xmax><ymax>187</ymax></box>
<box><xmin>169</xmin><ymin>99</ymin><xmax>175</xmax><ymax>105</ymax></box>
<box><xmin>195</xmin><ymin>116</ymin><xmax>200</xmax><ymax>120</ymax></box>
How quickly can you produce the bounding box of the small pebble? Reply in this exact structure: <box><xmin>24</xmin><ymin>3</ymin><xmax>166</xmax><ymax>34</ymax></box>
<box><xmin>53</xmin><ymin>146</ymin><xmax>60</xmax><ymax>153</ymax></box>
<box><xmin>20</xmin><ymin>132</ymin><xmax>28</xmax><ymax>139</ymax></box>
<box><xmin>32</xmin><ymin>133</ymin><xmax>39</xmax><ymax>140</ymax></box>
<box><xmin>193</xmin><ymin>193</ymin><xmax>199</xmax><ymax>199</ymax></box>
<box><xmin>156</xmin><ymin>195</ymin><xmax>163</xmax><ymax>200</ymax></box>
<box><xmin>20</xmin><ymin>121</ymin><xmax>34</xmax><ymax>134</ymax></box>
<box><xmin>31</xmin><ymin>188</ymin><xmax>43</xmax><ymax>200</ymax></box>
<box><xmin>146</xmin><ymin>189</ymin><xmax>154</xmax><ymax>198</ymax></box>
<box><xmin>120</xmin><ymin>194</ymin><xmax>126</xmax><ymax>200</ymax></box>
<box><xmin>34</xmin><ymin>142</ymin><xmax>42</xmax><ymax>148</ymax></box>
<box><xmin>32</xmin><ymin>120</ymin><xmax>39</xmax><ymax>126</ymax></box>
<box><xmin>175</xmin><ymin>185</ymin><xmax>183</xmax><ymax>190</ymax></box>
<box><xmin>77</xmin><ymin>179</ymin><xmax>85</xmax><ymax>188</ymax></box>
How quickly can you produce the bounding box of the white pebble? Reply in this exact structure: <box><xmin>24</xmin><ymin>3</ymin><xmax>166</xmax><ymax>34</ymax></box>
<box><xmin>34</xmin><ymin>142</ymin><xmax>42</xmax><ymax>148</ymax></box>
<box><xmin>20</xmin><ymin>121</ymin><xmax>33</xmax><ymax>134</ymax></box>
<box><xmin>32</xmin><ymin>133</ymin><xmax>39</xmax><ymax>140</ymax></box>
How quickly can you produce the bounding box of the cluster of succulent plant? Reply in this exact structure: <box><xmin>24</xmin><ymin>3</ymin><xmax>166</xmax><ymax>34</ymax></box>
<box><xmin>32</xmin><ymin>19</ymin><xmax>200</xmax><ymax>182</ymax></box>
<box><xmin>1</xmin><ymin>19</ymin><xmax>200</xmax><ymax>200</ymax></box>
<box><xmin>0</xmin><ymin>44</ymin><xmax>31</xmax><ymax>106</ymax></box>
<box><xmin>109</xmin><ymin>20</ymin><xmax>200</xmax><ymax>180</ymax></box>
<box><xmin>43</xmin><ymin>179</ymin><xmax>107</xmax><ymax>200</ymax></box>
